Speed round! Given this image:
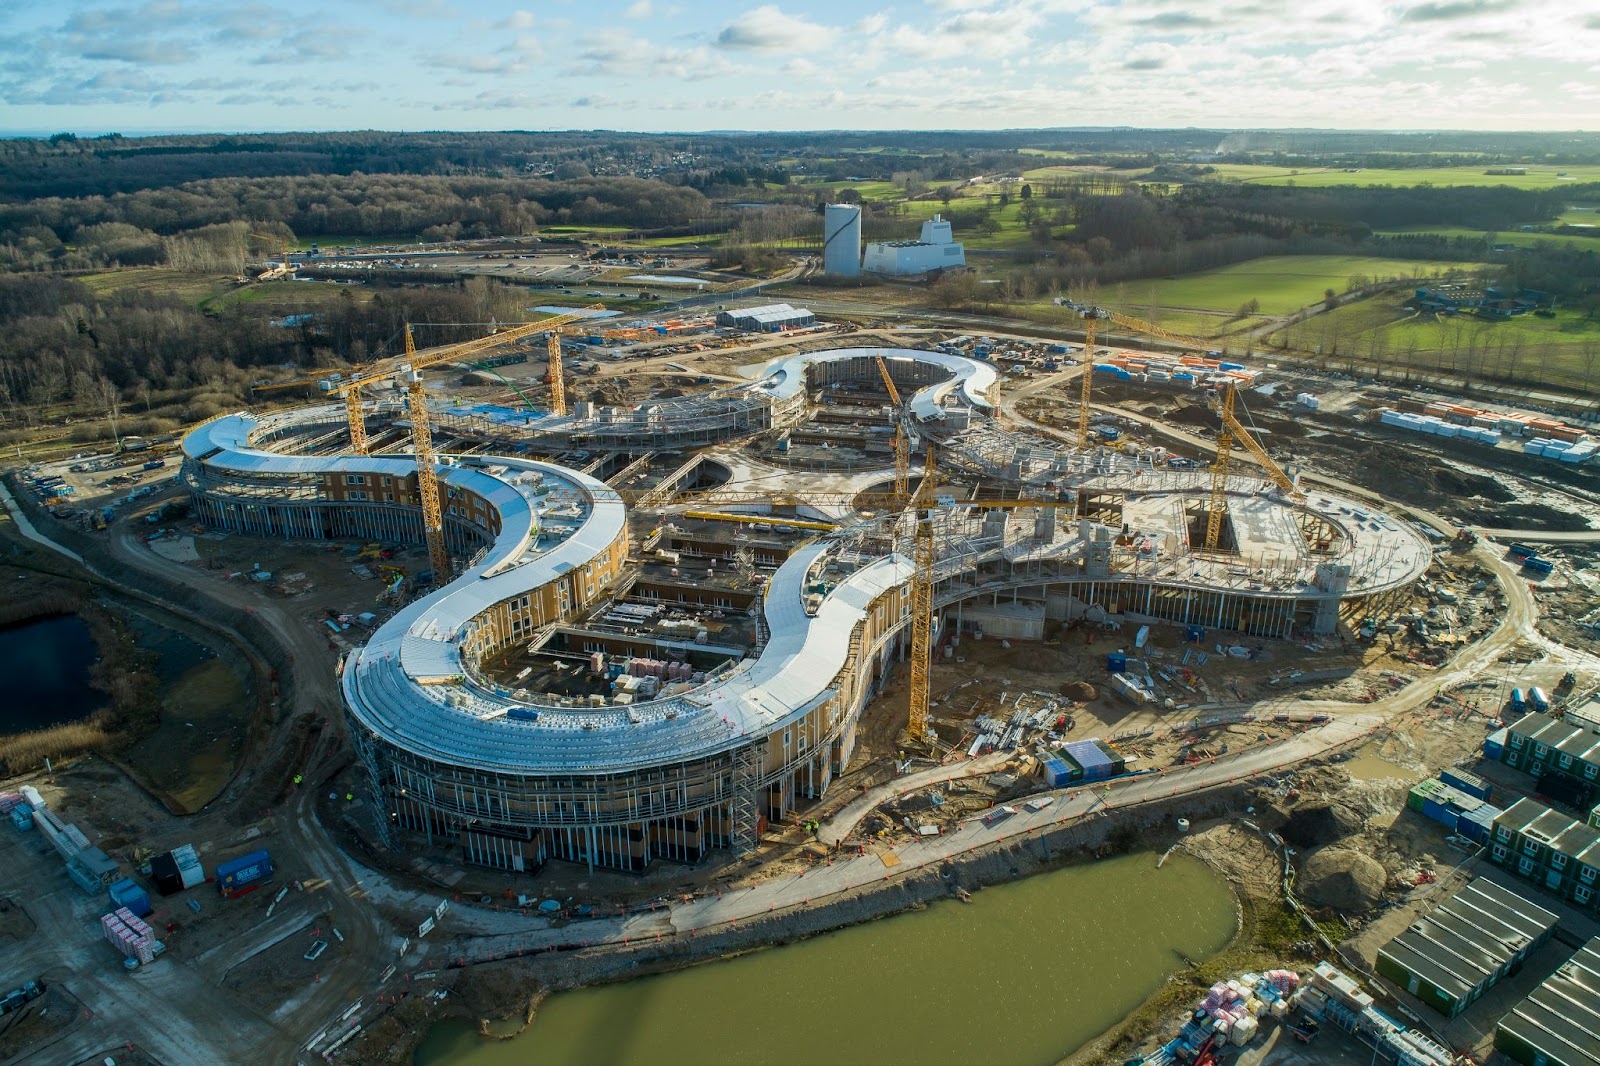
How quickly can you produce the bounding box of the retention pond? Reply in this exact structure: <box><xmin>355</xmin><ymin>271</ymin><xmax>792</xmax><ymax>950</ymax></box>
<box><xmin>0</xmin><ymin>615</ymin><xmax>104</xmax><ymax>735</ymax></box>
<box><xmin>414</xmin><ymin>849</ymin><xmax>1237</xmax><ymax>1066</ymax></box>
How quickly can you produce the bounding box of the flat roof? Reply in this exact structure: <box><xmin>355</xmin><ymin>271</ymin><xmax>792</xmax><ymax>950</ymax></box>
<box><xmin>1379</xmin><ymin>878</ymin><xmax>1558</xmax><ymax>1001</ymax></box>
<box><xmin>754</xmin><ymin>346</ymin><xmax>997</xmax><ymax>418</ymax></box>
<box><xmin>1499</xmin><ymin>937</ymin><xmax>1600</xmax><ymax>1066</ymax></box>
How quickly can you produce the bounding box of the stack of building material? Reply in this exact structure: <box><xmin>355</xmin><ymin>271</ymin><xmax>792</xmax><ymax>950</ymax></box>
<box><xmin>101</xmin><ymin>908</ymin><xmax>158</xmax><ymax>964</ymax></box>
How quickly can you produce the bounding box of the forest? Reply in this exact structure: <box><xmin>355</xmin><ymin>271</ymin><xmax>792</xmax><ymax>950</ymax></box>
<box><xmin>3</xmin><ymin>128</ymin><xmax>1599</xmax><ymax>426</ymax></box>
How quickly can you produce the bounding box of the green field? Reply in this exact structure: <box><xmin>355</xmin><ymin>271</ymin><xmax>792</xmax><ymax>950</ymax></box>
<box><xmin>1213</xmin><ymin>164</ymin><xmax>1600</xmax><ymax>190</ymax></box>
<box><xmin>792</xmin><ymin>178</ymin><xmax>904</xmax><ymax>203</ymax></box>
<box><xmin>1373</xmin><ymin>225</ymin><xmax>1600</xmax><ymax>248</ymax></box>
<box><xmin>1096</xmin><ymin>255</ymin><xmax>1480</xmax><ymax>319</ymax></box>
<box><xmin>1270</xmin><ymin>292</ymin><xmax>1600</xmax><ymax>389</ymax></box>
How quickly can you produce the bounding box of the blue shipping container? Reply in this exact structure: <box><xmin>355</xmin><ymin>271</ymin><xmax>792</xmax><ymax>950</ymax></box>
<box><xmin>1457</xmin><ymin>804</ymin><xmax>1502</xmax><ymax>844</ymax></box>
<box><xmin>10</xmin><ymin>808</ymin><xmax>32</xmax><ymax>832</ymax></box>
<box><xmin>1529</xmin><ymin>687</ymin><xmax>1550</xmax><ymax>712</ymax></box>
<box><xmin>1107</xmin><ymin>652</ymin><xmax>1128</xmax><ymax>673</ymax></box>
<box><xmin>216</xmin><ymin>849</ymin><xmax>274</xmax><ymax>896</ymax></box>
<box><xmin>1484</xmin><ymin>727</ymin><xmax>1508</xmax><ymax>762</ymax></box>
<box><xmin>1508</xmin><ymin>543</ymin><xmax>1536</xmax><ymax>559</ymax></box>
<box><xmin>1042</xmin><ymin>759</ymin><xmax>1075</xmax><ymax>788</ymax></box>
<box><xmin>1523</xmin><ymin>557</ymin><xmax>1554</xmax><ymax>575</ymax></box>
<box><xmin>1421</xmin><ymin>798</ymin><xmax>1459</xmax><ymax>827</ymax></box>
<box><xmin>109</xmin><ymin>879</ymin><xmax>153</xmax><ymax>918</ymax></box>
<box><xmin>1439</xmin><ymin>768</ymin><xmax>1492</xmax><ymax>801</ymax></box>
<box><xmin>1509</xmin><ymin>689</ymin><xmax>1526</xmax><ymax>712</ymax></box>
<box><xmin>1063</xmin><ymin>740</ymin><xmax>1114</xmax><ymax>781</ymax></box>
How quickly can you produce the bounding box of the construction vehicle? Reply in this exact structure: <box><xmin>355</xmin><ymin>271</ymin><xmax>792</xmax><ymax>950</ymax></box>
<box><xmin>0</xmin><ymin>978</ymin><xmax>44</xmax><ymax>1016</ymax></box>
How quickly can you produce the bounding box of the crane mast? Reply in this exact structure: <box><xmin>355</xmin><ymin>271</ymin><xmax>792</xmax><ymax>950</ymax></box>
<box><xmin>406</xmin><ymin>365</ymin><xmax>451</xmax><ymax>583</ymax></box>
<box><xmin>1204</xmin><ymin>385</ymin><xmax>1236</xmax><ymax>553</ymax></box>
<box><xmin>906</xmin><ymin>452</ymin><xmax>936</xmax><ymax>744</ymax></box>
<box><xmin>547</xmin><ymin>332</ymin><xmax>568</xmax><ymax>417</ymax></box>
<box><xmin>875</xmin><ymin>356</ymin><xmax>909</xmax><ymax>509</ymax></box>
<box><xmin>1078</xmin><ymin>314</ymin><xmax>1096</xmax><ymax>448</ymax></box>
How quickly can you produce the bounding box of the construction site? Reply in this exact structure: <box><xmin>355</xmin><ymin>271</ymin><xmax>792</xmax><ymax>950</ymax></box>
<box><xmin>4</xmin><ymin>294</ymin><xmax>1600</xmax><ymax>1066</ymax></box>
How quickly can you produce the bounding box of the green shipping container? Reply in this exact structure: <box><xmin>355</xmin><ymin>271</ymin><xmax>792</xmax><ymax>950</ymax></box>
<box><xmin>1408</xmin><ymin>779</ymin><xmax>1444</xmax><ymax>813</ymax></box>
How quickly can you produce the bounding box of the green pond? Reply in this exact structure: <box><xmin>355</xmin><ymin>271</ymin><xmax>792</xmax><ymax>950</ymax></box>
<box><xmin>414</xmin><ymin>849</ymin><xmax>1237</xmax><ymax>1066</ymax></box>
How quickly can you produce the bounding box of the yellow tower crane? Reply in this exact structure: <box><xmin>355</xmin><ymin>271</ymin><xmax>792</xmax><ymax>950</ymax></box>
<box><xmin>1077</xmin><ymin>311</ymin><xmax>1099</xmax><ymax>448</ymax></box>
<box><xmin>906</xmin><ymin>450</ymin><xmax>937</xmax><ymax>742</ymax></box>
<box><xmin>1203</xmin><ymin>382</ymin><xmax>1300</xmax><ymax>552</ymax></box>
<box><xmin>609</xmin><ymin>478</ymin><xmax>1076</xmax><ymax>747</ymax></box>
<box><xmin>874</xmin><ymin>355</ymin><xmax>909</xmax><ymax>509</ymax></box>
<box><xmin>248</xmin><ymin>231</ymin><xmax>295</xmax><ymax>282</ymax></box>
<box><xmin>318</xmin><ymin>305</ymin><xmax>602</xmax><ymax>581</ymax></box>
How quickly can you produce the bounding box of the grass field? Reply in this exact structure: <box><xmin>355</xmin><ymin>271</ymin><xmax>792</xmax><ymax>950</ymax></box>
<box><xmin>1373</xmin><ymin>225</ymin><xmax>1600</xmax><ymax>247</ymax></box>
<box><xmin>1095</xmin><ymin>255</ymin><xmax>1480</xmax><ymax>319</ymax></box>
<box><xmin>1270</xmin><ymin>293</ymin><xmax>1600</xmax><ymax>389</ymax></box>
<box><xmin>1210</xmin><ymin>164</ymin><xmax>1600</xmax><ymax>190</ymax></box>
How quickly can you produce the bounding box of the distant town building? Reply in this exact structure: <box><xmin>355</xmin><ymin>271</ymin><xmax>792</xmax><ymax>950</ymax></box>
<box><xmin>822</xmin><ymin>204</ymin><xmax>862</xmax><ymax>277</ymax></box>
<box><xmin>716</xmin><ymin>303</ymin><xmax>816</xmax><ymax>332</ymax></box>
<box><xmin>863</xmin><ymin>214</ymin><xmax>967</xmax><ymax>276</ymax></box>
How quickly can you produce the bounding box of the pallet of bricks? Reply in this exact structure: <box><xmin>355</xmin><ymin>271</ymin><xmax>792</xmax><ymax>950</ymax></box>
<box><xmin>101</xmin><ymin>906</ymin><xmax>158</xmax><ymax>964</ymax></box>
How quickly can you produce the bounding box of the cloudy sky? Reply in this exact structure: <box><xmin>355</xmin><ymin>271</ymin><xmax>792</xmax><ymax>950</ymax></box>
<box><xmin>2</xmin><ymin>0</ymin><xmax>1599</xmax><ymax>134</ymax></box>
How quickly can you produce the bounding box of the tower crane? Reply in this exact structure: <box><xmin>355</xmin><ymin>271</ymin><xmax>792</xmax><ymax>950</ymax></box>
<box><xmin>874</xmin><ymin>355</ymin><xmax>910</xmax><ymax>510</ymax></box>
<box><xmin>1063</xmin><ymin>303</ymin><xmax>1296</xmax><ymax>551</ymax></box>
<box><xmin>248</xmin><ymin>231</ymin><xmax>295</xmax><ymax>282</ymax></box>
<box><xmin>312</xmin><ymin>305</ymin><xmax>602</xmax><ymax>581</ymax></box>
<box><xmin>1203</xmin><ymin>382</ymin><xmax>1300</xmax><ymax>552</ymax></box>
<box><xmin>610</xmin><ymin>476</ymin><xmax>1078</xmax><ymax>747</ymax></box>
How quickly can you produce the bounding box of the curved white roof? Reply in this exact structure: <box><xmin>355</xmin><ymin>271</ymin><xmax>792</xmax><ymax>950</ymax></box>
<box><xmin>183</xmin><ymin>411</ymin><xmax>906</xmax><ymax>774</ymax></box>
<box><xmin>755</xmin><ymin>347</ymin><xmax>996</xmax><ymax>419</ymax></box>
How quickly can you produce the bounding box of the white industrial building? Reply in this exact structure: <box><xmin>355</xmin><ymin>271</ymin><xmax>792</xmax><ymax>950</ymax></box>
<box><xmin>717</xmin><ymin>303</ymin><xmax>816</xmax><ymax>332</ymax></box>
<box><xmin>863</xmin><ymin>215</ymin><xmax>966</xmax><ymax>276</ymax></box>
<box><xmin>823</xmin><ymin>203</ymin><xmax>862</xmax><ymax>277</ymax></box>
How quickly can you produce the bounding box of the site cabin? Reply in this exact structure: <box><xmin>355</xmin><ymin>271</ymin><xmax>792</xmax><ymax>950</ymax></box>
<box><xmin>1509</xmin><ymin>688</ymin><xmax>1526</xmax><ymax>713</ymax></box>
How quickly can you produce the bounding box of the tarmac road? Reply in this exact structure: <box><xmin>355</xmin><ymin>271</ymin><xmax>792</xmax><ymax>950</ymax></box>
<box><xmin>93</xmin><ymin>525</ymin><xmax>399</xmax><ymax>1064</ymax></box>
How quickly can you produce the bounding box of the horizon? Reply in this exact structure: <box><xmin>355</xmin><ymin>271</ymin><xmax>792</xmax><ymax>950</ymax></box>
<box><xmin>3</xmin><ymin>0</ymin><xmax>1598</xmax><ymax>134</ymax></box>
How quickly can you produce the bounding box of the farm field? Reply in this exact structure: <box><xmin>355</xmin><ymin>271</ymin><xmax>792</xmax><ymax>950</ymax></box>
<box><xmin>1268</xmin><ymin>293</ymin><xmax>1600</xmax><ymax>390</ymax></box>
<box><xmin>1208</xmin><ymin>164</ymin><xmax>1600</xmax><ymax>190</ymax></box>
<box><xmin>1096</xmin><ymin>255</ymin><xmax>1480</xmax><ymax>319</ymax></box>
<box><xmin>1372</xmin><ymin>226</ymin><xmax>1600</xmax><ymax>248</ymax></box>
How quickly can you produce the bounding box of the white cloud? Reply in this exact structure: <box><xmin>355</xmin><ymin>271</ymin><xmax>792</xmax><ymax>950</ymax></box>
<box><xmin>625</xmin><ymin>0</ymin><xmax>652</xmax><ymax>18</ymax></box>
<box><xmin>715</xmin><ymin>6</ymin><xmax>839</xmax><ymax>51</ymax></box>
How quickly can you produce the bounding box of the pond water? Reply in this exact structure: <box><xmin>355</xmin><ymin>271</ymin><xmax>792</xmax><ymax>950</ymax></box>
<box><xmin>414</xmin><ymin>850</ymin><xmax>1237</xmax><ymax>1066</ymax></box>
<box><xmin>0</xmin><ymin>615</ymin><xmax>105</xmax><ymax>735</ymax></box>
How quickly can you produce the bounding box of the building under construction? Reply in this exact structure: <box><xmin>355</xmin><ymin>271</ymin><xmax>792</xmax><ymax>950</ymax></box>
<box><xmin>178</xmin><ymin>344</ymin><xmax>1429</xmax><ymax>873</ymax></box>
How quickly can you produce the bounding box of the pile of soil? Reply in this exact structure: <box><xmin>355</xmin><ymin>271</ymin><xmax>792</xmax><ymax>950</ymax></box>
<box><xmin>1281</xmin><ymin>802</ymin><xmax>1364</xmax><ymax>848</ymax></box>
<box><xmin>1060</xmin><ymin>681</ymin><xmax>1097</xmax><ymax>701</ymax></box>
<box><xmin>1299</xmin><ymin>846</ymin><xmax>1387</xmax><ymax>913</ymax></box>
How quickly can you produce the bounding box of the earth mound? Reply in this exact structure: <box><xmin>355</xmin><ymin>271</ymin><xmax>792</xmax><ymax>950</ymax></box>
<box><xmin>1299</xmin><ymin>846</ymin><xmax>1387</xmax><ymax>913</ymax></box>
